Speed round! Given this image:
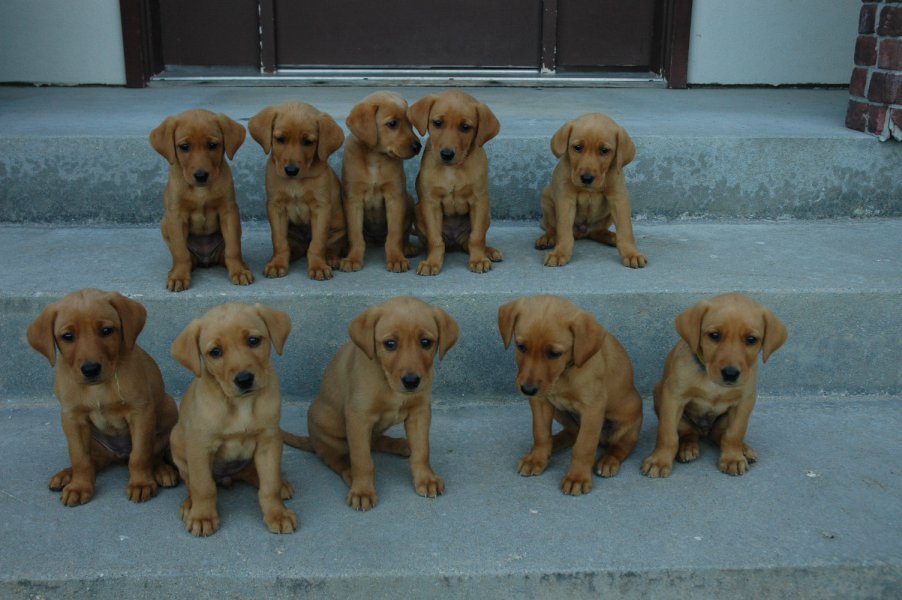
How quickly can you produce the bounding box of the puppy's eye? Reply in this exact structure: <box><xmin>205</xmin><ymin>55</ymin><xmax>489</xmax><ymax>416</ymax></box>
<box><xmin>573</xmin><ymin>144</ymin><xmax>583</xmax><ymax>153</ymax></box>
<box><xmin>707</xmin><ymin>331</ymin><xmax>721</xmax><ymax>342</ymax></box>
<box><xmin>432</xmin><ymin>119</ymin><xmax>443</xmax><ymax>129</ymax></box>
<box><xmin>208</xmin><ymin>347</ymin><xmax>223</xmax><ymax>358</ymax></box>
<box><xmin>275</xmin><ymin>136</ymin><xmax>287</xmax><ymax>144</ymax></box>
<box><xmin>420</xmin><ymin>338</ymin><xmax>434</xmax><ymax>349</ymax></box>
<box><xmin>178</xmin><ymin>143</ymin><xmax>190</xmax><ymax>152</ymax></box>
<box><xmin>302</xmin><ymin>139</ymin><xmax>315</xmax><ymax>147</ymax></box>
<box><xmin>383</xmin><ymin>339</ymin><xmax>398</xmax><ymax>351</ymax></box>
<box><xmin>460</xmin><ymin>123</ymin><xmax>472</xmax><ymax>133</ymax></box>
<box><xmin>60</xmin><ymin>332</ymin><xmax>75</xmax><ymax>343</ymax></box>
<box><xmin>599</xmin><ymin>147</ymin><xmax>611</xmax><ymax>156</ymax></box>
<box><xmin>547</xmin><ymin>349</ymin><xmax>563</xmax><ymax>360</ymax></box>
<box><xmin>516</xmin><ymin>343</ymin><xmax>527</xmax><ymax>353</ymax></box>
<box><xmin>248</xmin><ymin>336</ymin><xmax>262</xmax><ymax>348</ymax></box>
<box><xmin>386</xmin><ymin>120</ymin><xmax>398</xmax><ymax>129</ymax></box>
<box><xmin>99</xmin><ymin>327</ymin><xmax>114</xmax><ymax>338</ymax></box>
<box><xmin>745</xmin><ymin>336</ymin><xmax>759</xmax><ymax>346</ymax></box>
<box><xmin>207</xmin><ymin>141</ymin><xmax>219</xmax><ymax>151</ymax></box>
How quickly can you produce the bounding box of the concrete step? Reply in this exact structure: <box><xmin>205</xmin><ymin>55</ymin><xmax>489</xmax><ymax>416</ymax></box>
<box><xmin>1</xmin><ymin>396</ymin><xmax>899</xmax><ymax>599</ymax></box>
<box><xmin>1</xmin><ymin>87</ymin><xmax>900</xmax><ymax>223</ymax></box>
<box><xmin>5</xmin><ymin>219</ymin><xmax>901</xmax><ymax>403</ymax></box>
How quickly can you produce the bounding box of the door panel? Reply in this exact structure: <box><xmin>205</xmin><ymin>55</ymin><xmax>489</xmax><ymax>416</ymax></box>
<box><xmin>158</xmin><ymin>0</ymin><xmax>260</xmax><ymax>66</ymax></box>
<box><xmin>556</xmin><ymin>0</ymin><xmax>660</xmax><ymax>69</ymax></box>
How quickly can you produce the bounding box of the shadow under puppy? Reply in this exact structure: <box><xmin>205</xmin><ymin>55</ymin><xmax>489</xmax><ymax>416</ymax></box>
<box><xmin>642</xmin><ymin>293</ymin><xmax>787</xmax><ymax>477</ymax></box>
<box><xmin>170</xmin><ymin>303</ymin><xmax>297</xmax><ymax>536</ymax></box>
<box><xmin>150</xmin><ymin>109</ymin><xmax>254</xmax><ymax>291</ymax></box>
<box><xmin>341</xmin><ymin>91</ymin><xmax>422</xmax><ymax>273</ymax></box>
<box><xmin>27</xmin><ymin>288</ymin><xmax>178</xmax><ymax>506</ymax></box>
<box><xmin>408</xmin><ymin>90</ymin><xmax>503</xmax><ymax>275</ymax></box>
<box><xmin>498</xmin><ymin>295</ymin><xmax>643</xmax><ymax>495</ymax></box>
<box><xmin>283</xmin><ymin>297</ymin><xmax>459</xmax><ymax>511</ymax></box>
<box><xmin>536</xmin><ymin>112</ymin><xmax>646</xmax><ymax>268</ymax></box>
<box><xmin>249</xmin><ymin>101</ymin><xmax>347</xmax><ymax>281</ymax></box>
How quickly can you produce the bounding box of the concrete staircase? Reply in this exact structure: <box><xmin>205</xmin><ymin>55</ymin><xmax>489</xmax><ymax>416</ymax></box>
<box><xmin>0</xmin><ymin>86</ymin><xmax>899</xmax><ymax>599</ymax></box>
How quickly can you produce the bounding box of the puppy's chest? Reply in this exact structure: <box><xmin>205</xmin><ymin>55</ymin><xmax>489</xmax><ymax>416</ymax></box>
<box><xmin>573</xmin><ymin>191</ymin><xmax>611</xmax><ymax>224</ymax></box>
<box><xmin>215</xmin><ymin>403</ymin><xmax>267</xmax><ymax>459</ymax></box>
<box><xmin>71</xmin><ymin>385</ymin><xmax>130</xmax><ymax>434</ymax></box>
<box><xmin>684</xmin><ymin>384</ymin><xmax>745</xmax><ymax>421</ymax></box>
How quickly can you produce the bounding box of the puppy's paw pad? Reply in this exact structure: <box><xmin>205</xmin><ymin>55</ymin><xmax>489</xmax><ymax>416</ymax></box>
<box><xmin>265</xmin><ymin>507</ymin><xmax>298</xmax><ymax>534</ymax></box>
<box><xmin>595</xmin><ymin>456</ymin><xmax>622</xmax><ymax>478</ymax></box>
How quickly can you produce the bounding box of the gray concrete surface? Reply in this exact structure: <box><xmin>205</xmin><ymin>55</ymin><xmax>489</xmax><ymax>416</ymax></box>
<box><xmin>3</xmin><ymin>220</ymin><xmax>901</xmax><ymax>404</ymax></box>
<box><xmin>1</xmin><ymin>397</ymin><xmax>899</xmax><ymax>599</ymax></box>
<box><xmin>1</xmin><ymin>87</ymin><xmax>900</xmax><ymax>223</ymax></box>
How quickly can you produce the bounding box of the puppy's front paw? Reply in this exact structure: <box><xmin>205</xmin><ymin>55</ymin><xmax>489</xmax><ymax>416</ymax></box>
<box><xmin>181</xmin><ymin>498</ymin><xmax>220</xmax><ymax>537</ymax></box>
<box><xmin>228</xmin><ymin>266</ymin><xmax>255</xmax><ymax>286</ymax></box>
<box><xmin>386</xmin><ymin>257</ymin><xmax>411</xmax><ymax>273</ymax></box>
<box><xmin>414</xmin><ymin>472</ymin><xmax>445</xmax><ymax>498</ymax></box>
<box><xmin>594</xmin><ymin>455</ymin><xmax>622</xmax><ymax>477</ymax></box>
<box><xmin>166</xmin><ymin>271</ymin><xmax>191</xmax><ymax>292</ymax></box>
<box><xmin>403</xmin><ymin>242</ymin><xmax>420</xmax><ymax>258</ymax></box>
<box><xmin>561</xmin><ymin>469</ymin><xmax>593</xmax><ymax>496</ymax></box>
<box><xmin>517</xmin><ymin>453</ymin><xmax>549</xmax><ymax>476</ymax></box>
<box><xmin>347</xmin><ymin>485</ymin><xmax>378</xmax><ymax>511</ymax></box>
<box><xmin>308</xmin><ymin>264</ymin><xmax>334</xmax><ymax>281</ymax></box>
<box><xmin>468</xmin><ymin>257</ymin><xmax>493</xmax><ymax>273</ymax></box>
<box><xmin>264</xmin><ymin>505</ymin><xmax>298</xmax><ymax>534</ymax></box>
<box><xmin>154</xmin><ymin>463</ymin><xmax>179</xmax><ymax>488</ymax></box>
<box><xmin>535</xmin><ymin>234</ymin><xmax>556</xmax><ymax>250</ymax></box>
<box><xmin>719</xmin><ymin>453</ymin><xmax>750</xmax><ymax>476</ymax></box>
<box><xmin>640</xmin><ymin>453</ymin><xmax>674</xmax><ymax>478</ymax></box>
<box><xmin>486</xmin><ymin>246</ymin><xmax>503</xmax><ymax>262</ymax></box>
<box><xmin>340</xmin><ymin>257</ymin><xmax>363</xmax><ymax>272</ymax></box>
<box><xmin>126</xmin><ymin>477</ymin><xmax>159</xmax><ymax>503</ymax></box>
<box><xmin>678</xmin><ymin>440</ymin><xmax>700</xmax><ymax>463</ymax></box>
<box><xmin>416</xmin><ymin>260</ymin><xmax>442</xmax><ymax>276</ymax></box>
<box><xmin>620</xmin><ymin>250</ymin><xmax>647</xmax><ymax>269</ymax></box>
<box><xmin>544</xmin><ymin>251</ymin><xmax>571</xmax><ymax>267</ymax></box>
<box><xmin>49</xmin><ymin>467</ymin><xmax>73</xmax><ymax>491</ymax></box>
<box><xmin>60</xmin><ymin>481</ymin><xmax>94</xmax><ymax>506</ymax></box>
<box><xmin>280</xmin><ymin>478</ymin><xmax>295</xmax><ymax>500</ymax></box>
<box><xmin>263</xmin><ymin>260</ymin><xmax>289</xmax><ymax>278</ymax></box>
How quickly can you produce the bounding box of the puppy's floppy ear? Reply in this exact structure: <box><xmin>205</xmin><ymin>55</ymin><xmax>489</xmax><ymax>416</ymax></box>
<box><xmin>675</xmin><ymin>300</ymin><xmax>710</xmax><ymax>358</ymax></box>
<box><xmin>408</xmin><ymin>95</ymin><xmax>436</xmax><ymax>137</ymax></box>
<box><xmin>613</xmin><ymin>125</ymin><xmax>636</xmax><ymax>172</ymax></box>
<box><xmin>570</xmin><ymin>311</ymin><xmax>606</xmax><ymax>368</ymax></box>
<box><xmin>171</xmin><ymin>319</ymin><xmax>203</xmax><ymax>377</ymax></box>
<box><xmin>346</xmin><ymin>100</ymin><xmax>379</xmax><ymax>148</ymax></box>
<box><xmin>149</xmin><ymin>116</ymin><xmax>178</xmax><ymax>164</ymax></box>
<box><xmin>254</xmin><ymin>304</ymin><xmax>292</xmax><ymax>356</ymax></box>
<box><xmin>497</xmin><ymin>300</ymin><xmax>521</xmax><ymax>349</ymax></box>
<box><xmin>348</xmin><ymin>306</ymin><xmax>382</xmax><ymax>360</ymax></box>
<box><xmin>216</xmin><ymin>113</ymin><xmax>246</xmax><ymax>160</ymax></box>
<box><xmin>105</xmin><ymin>292</ymin><xmax>146</xmax><ymax>352</ymax></box>
<box><xmin>474</xmin><ymin>101</ymin><xmax>500</xmax><ymax>147</ymax></box>
<box><xmin>550</xmin><ymin>121</ymin><xmax>572</xmax><ymax>158</ymax></box>
<box><xmin>27</xmin><ymin>302</ymin><xmax>59</xmax><ymax>366</ymax></box>
<box><xmin>432</xmin><ymin>306</ymin><xmax>460</xmax><ymax>361</ymax></box>
<box><xmin>761</xmin><ymin>308</ymin><xmax>788</xmax><ymax>363</ymax></box>
<box><xmin>316</xmin><ymin>112</ymin><xmax>345</xmax><ymax>162</ymax></box>
<box><xmin>248</xmin><ymin>105</ymin><xmax>277</xmax><ymax>154</ymax></box>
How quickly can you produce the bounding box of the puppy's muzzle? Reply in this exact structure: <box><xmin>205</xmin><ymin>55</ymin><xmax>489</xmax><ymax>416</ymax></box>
<box><xmin>580</xmin><ymin>173</ymin><xmax>595</xmax><ymax>186</ymax></box>
<box><xmin>401</xmin><ymin>373</ymin><xmax>421</xmax><ymax>392</ymax></box>
<box><xmin>519</xmin><ymin>383</ymin><xmax>539</xmax><ymax>397</ymax></box>
<box><xmin>284</xmin><ymin>164</ymin><xmax>300</xmax><ymax>177</ymax></box>
<box><xmin>439</xmin><ymin>148</ymin><xmax>455</xmax><ymax>163</ymax></box>
<box><xmin>411</xmin><ymin>140</ymin><xmax>422</xmax><ymax>155</ymax></box>
<box><xmin>720</xmin><ymin>366</ymin><xmax>741</xmax><ymax>385</ymax></box>
<box><xmin>193</xmin><ymin>170</ymin><xmax>209</xmax><ymax>184</ymax></box>
<box><xmin>80</xmin><ymin>361</ymin><xmax>102</xmax><ymax>382</ymax></box>
<box><xmin>234</xmin><ymin>371</ymin><xmax>256</xmax><ymax>392</ymax></box>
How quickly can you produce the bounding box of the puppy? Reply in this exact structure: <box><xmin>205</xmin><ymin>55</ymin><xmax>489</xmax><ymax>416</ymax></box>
<box><xmin>150</xmin><ymin>109</ymin><xmax>254</xmax><ymax>291</ymax></box>
<box><xmin>248</xmin><ymin>101</ymin><xmax>347</xmax><ymax>281</ymax></box>
<box><xmin>498</xmin><ymin>295</ymin><xmax>643</xmax><ymax>496</ymax></box>
<box><xmin>341</xmin><ymin>91</ymin><xmax>422</xmax><ymax>273</ymax></box>
<box><xmin>641</xmin><ymin>293</ymin><xmax>788</xmax><ymax>477</ymax></box>
<box><xmin>27</xmin><ymin>288</ymin><xmax>178</xmax><ymax>506</ymax></box>
<box><xmin>408</xmin><ymin>91</ymin><xmax>503</xmax><ymax>275</ymax></box>
<box><xmin>283</xmin><ymin>297</ymin><xmax>459</xmax><ymax>511</ymax></box>
<box><xmin>169</xmin><ymin>303</ymin><xmax>297</xmax><ymax>536</ymax></box>
<box><xmin>535</xmin><ymin>113</ymin><xmax>646</xmax><ymax>268</ymax></box>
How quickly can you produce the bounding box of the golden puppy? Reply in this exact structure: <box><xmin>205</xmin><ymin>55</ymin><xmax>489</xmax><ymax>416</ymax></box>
<box><xmin>27</xmin><ymin>288</ymin><xmax>178</xmax><ymax>506</ymax></box>
<box><xmin>248</xmin><ymin>101</ymin><xmax>347</xmax><ymax>281</ymax></box>
<box><xmin>341</xmin><ymin>91</ymin><xmax>422</xmax><ymax>273</ymax></box>
<box><xmin>641</xmin><ymin>293</ymin><xmax>788</xmax><ymax>478</ymax></box>
<box><xmin>169</xmin><ymin>303</ymin><xmax>297</xmax><ymax>536</ymax></box>
<box><xmin>150</xmin><ymin>109</ymin><xmax>254</xmax><ymax>291</ymax></box>
<box><xmin>283</xmin><ymin>297</ymin><xmax>459</xmax><ymax>511</ymax></box>
<box><xmin>408</xmin><ymin>91</ymin><xmax>503</xmax><ymax>275</ymax></box>
<box><xmin>535</xmin><ymin>113</ymin><xmax>646</xmax><ymax>268</ymax></box>
<box><xmin>498</xmin><ymin>295</ymin><xmax>643</xmax><ymax>496</ymax></box>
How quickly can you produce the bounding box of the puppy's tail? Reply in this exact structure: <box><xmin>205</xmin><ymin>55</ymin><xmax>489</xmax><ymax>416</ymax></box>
<box><xmin>281</xmin><ymin>429</ymin><xmax>314</xmax><ymax>453</ymax></box>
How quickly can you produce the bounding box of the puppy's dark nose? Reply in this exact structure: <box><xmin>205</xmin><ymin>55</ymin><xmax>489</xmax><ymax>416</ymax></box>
<box><xmin>284</xmin><ymin>164</ymin><xmax>299</xmax><ymax>177</ymax></box>
<box><xmin>520</xmin><ymin>383</ymin><xmax>538</xmax><ymax>396</ymax></box>
<box><xmin>721</xmin><ymin>367</ymin><xmax>741</xmax><ymax>384</ymax></box>
<box><xmin>81</xmin><ymin>362</ymin><xmax>102</xmax><ymax>379</ymax></box>
<box><xmin>580</xmin><ymin>173</ymin><xmax>595</xmax><ymax>185</ymax></box>
<box><xmin>194</xmin><ymin>170</ymin><xmax>209</xmax><ymax>184</ymax></box>
<box><xmin>234</xmin><ymin>371</ymin><xmax>255</xmax><ymax>391</ymax></box>
<box><xmin>401</xmin><ymin>373</ymin><xmax>421</xmax><ymax>391</ymax></box>
<box><xmin>439</xmin><ymin>148</ymin><xmax>455</xmax><ymax>162</ymax></box>
<box><xmin>411</xmin><ymin>140</ymin><xmax>422</xmax><ymax>155</ymax></box>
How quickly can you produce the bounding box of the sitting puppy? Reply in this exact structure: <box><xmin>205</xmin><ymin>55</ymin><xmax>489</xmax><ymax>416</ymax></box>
<box><xmin>341</xmin><ymin>91</ymin><xmax>422</xmax><ymax>273</ymax></box>
<box><xmin>150</xmin><ymin>109</ymin><xmax>254</xmax><ymax>291</ymax></box>
<box><xmin>498</xmin><ymin>295</ymin><xmax>643</xmax><ymax>496</ymax></box>
<box><xmin>283</xmin><ymin>297</ymin><xmax>459</xmax><ymax>511</ymax></box>
<box><xmin>169</xmin><ymin>303</ymin><xmax>297</xmax><ymax>536</ymax></box>
<box><xmin>535</xmin><ymin>113</ymin><xmax>646</xmax><ymax>268</ymax></box>
<box><xmin>641</xmin><ymin>293</ymin><xmax>787</xmax><ymax>477</ymax></box>
<box><xmin>27</xmin><ymin>288</ymin><xmax>178</xmax><ymax>506</ymax></box>
<box><xmin>248</xmin><ymin>101</ymin><xmax>347</xmax><ymax>281</ymax></box>
<box><xmin>408</xmin><ymin>91</ymin><xmax>503</xmax><ymax>275</ymax></box>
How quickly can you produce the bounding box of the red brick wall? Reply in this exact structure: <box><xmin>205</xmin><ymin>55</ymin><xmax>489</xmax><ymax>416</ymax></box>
<box><xmin>846</xmin><ymin>1</ymin><xmax>902</xmax><ymax>140</ymax></box>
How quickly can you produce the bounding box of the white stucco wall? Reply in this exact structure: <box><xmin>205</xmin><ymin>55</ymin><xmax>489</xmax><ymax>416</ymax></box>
<box><xmin>0</xmin><ymin>0</ymin><xmax>126</xmax><ymax>85</ymax></box>
<box><xmin>0</xmin><ymin>0</ymin><xmax>858</xmax><ymax>86</ymax></box>
<box><xmin>687</xmin><ymin>0</ymin><xmax>859</xmax><ymax>85</ymax></box>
